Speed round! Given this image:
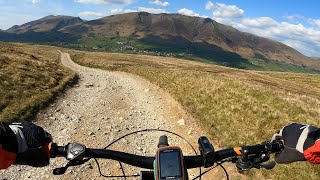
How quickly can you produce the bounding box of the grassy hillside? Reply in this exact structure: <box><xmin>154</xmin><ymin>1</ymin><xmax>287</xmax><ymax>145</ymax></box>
<box><xmin>70</xmin><ymin>51</ymin><xmax>320</xmax><ymax>179</ymax></box>
<box><xmin>0</xmin><ymin>42</ymin><xmax>76</xmax><ymax>122</ymax></box>
<box><xmin>61</xmin><ymin>35</ymin><xmax>320</xmax><ymax>74</ymax></box>
<box><xmin>1</xmin><ymin>33</ymin><xmax>319</xmax><ymax>73</ymax></box>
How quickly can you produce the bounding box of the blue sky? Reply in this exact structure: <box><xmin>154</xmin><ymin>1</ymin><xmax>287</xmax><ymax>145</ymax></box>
<box><xmin>1</xmin><ymin>0</ymin><xmax>320</xmax><ymax>57</ymax></box>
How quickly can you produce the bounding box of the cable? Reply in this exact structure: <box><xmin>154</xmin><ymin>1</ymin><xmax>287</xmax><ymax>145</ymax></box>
<box><xmin>96</xmin><ymin>129</ymin><xmax>201</xmax><ymax>179</ymax></box>
<box><xmin>218</xmin><ymin>163</ymin><xmax>229</xmax><ymax>180</ymax></box>
<box><xmin>191</xmin><ymin>160</ymin><xmax>230</xmax><ymax>180</ymax></box>
<box><xmin>191</xmin><ymin>164</ymin><xmax>219</xmax><ymax>180</ymax></box>
<box><xmin>103</xmin><ymin>129</ymin><xmax>198</xmax><ymax>153</ymax></box>
<box><xmin>94</xmin><ymin>158</ymin><xmax>139</xmax><ymax>178</ymax></box>
<box><xmin>119</xmin><ymin>161</ymin><xmax>126</xmax><ymax>180</ymax></box>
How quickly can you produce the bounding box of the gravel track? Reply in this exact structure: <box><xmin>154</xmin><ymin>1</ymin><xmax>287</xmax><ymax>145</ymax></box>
<box><xmin>0</xmin><ymin>52</ymin><xmax>231</xmax><ymax>179</ymax></box>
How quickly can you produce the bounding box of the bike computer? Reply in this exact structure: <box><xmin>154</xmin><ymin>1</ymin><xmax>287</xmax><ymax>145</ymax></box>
<box><xmin>155</xmin><ymin>146</ymin><xmax>185</xmax><ymax>180</ymax></box>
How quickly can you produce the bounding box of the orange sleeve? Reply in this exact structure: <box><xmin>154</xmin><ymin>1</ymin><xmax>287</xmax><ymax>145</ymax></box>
<box><xmin>0</xmin><ymin>148</ymin><xmax>16</xmax><ymax>169</ymax></box>
<box><xmin>304</xmin><ymin>140</ymin><xmax>320</xmax><ymax>164</ymax></box>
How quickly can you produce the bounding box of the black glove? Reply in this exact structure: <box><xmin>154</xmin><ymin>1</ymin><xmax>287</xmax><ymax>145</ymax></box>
<box><xmin>272</xmin><ymin>123</ymin><xmax>320</xmax><ymax>164</ymax></box>
<box><xmin>0</xmin><ymin>122</ymin><xmax>18</xmax><ymax>153</ymax></box>
<box><xmin>10</xmin><ymin>122</ymin><xmax>52</xmax><ymax>167</ymax></box>
<box><xmin>0</xmin><ymin>122</ymin><xmax>19</xmax><ymax>169</ymax></box>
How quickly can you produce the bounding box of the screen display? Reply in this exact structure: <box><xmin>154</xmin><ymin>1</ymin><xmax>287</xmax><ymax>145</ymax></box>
<box><xmin>159</xmin><ymin>149</ymin><xmax>182</xmax><ymax>178</ymax></box>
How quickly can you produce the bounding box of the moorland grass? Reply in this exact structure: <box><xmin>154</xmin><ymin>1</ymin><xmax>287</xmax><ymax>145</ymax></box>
<box><xmin>0</xmin><ymin>42</ymin><xmax>76</xmax><ymax>122</ymax></box>
<box><xmin>71</xmin><ymin>51</ymin><xmax>320</xmax><ymax>179</ymax></box>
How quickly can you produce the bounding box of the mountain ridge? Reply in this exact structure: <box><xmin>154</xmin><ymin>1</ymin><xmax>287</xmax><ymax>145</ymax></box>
<box><xmin>1</xmin><ymin>12</ymin><xmax>319</xmax><ymax>71</ymax></box>
<box><xmin>60</xmin><ymin>12</ymin><xmax>318</xmax><ymax>69</ymax></box>
<box><xmin>6</xmin><ymin>15</ymin><xmax>84</xmax><ymax>33</ymax></box>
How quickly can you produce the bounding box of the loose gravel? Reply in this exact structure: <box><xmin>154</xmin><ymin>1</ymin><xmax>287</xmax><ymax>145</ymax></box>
<box><xmin>0</xmin><ymin>52</ymin><xmax>231</xmax><ymax>180</ymax></box>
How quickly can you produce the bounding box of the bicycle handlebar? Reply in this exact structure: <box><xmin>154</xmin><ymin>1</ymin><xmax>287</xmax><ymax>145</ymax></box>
<box><xmin>50</xmin><ymin>140</ymin><xmax>283</xmax><ymax>169</ymax></box>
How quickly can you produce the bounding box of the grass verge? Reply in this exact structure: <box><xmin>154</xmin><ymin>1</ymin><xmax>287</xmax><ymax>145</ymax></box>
<box><xmin>0</xmin><ymin>42</ymin><xmax>77</xmax><ymax>122</ymax></box>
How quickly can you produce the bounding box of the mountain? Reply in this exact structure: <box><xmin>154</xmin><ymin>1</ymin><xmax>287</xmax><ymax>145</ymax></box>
<box><xmin>7</xmin><ymin>25</ymin><xmax>19</xmax><ymax>31</ymax></box>
<box><xmin>60</xmin><ymin>12</ymin><xmax>319</xmax><ymax>69</ymax></box>
<box><xmin>6</xmin><ymin>15</ymin><xmax>84</xmax><ymax>33</ymax></box>
<box><xmin>1</xmin><ymin>12</ymin><xmax>319</xmax><ymax>72</ymax></box>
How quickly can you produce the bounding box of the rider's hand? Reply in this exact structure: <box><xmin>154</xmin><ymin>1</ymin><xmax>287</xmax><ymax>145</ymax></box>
<box><xmin>9</xmin><ymin>122</ymin><xmax>52</xmax><ymax>167</ymax></box>
<box><xmin>0</xmin><ymin>122</ymin><xmax>18</xmax><ymax>169</ymax></box>
<box><xmin>272</xmin><ymin>123</ymin><xmax>320</xmax><ymax>164</ymax></box>
<box><xmin>304</xmin><ymin>139</ymin><xmax>320</xmax><ymax>164</ymax></box>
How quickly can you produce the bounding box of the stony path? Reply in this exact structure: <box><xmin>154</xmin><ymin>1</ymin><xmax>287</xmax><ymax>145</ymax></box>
<box><xmin>0</xmin><ymin>52</ymin><xmax>234</xmax><ymax>179</ymax></box>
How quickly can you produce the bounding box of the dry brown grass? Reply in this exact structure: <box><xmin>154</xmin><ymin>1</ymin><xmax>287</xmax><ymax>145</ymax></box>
<box><xmin>70</xmin><ymin>51</ymin><xmax>320</xmax><ymax>179</ymax></box>
<box><xmin>0</xmin><ymin>42</ymin><xmax>76</xmax><ymax>122</ymax></box>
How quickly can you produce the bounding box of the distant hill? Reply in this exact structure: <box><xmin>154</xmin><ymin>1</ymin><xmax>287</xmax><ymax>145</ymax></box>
<box><xmin>6</xmin><ymin>15</ymin><xmax>84</xmax><ymax>33</ymax></box>
<box><xmin>60</xmin><ymin>12</ymin><xmax>320</xmax><ymax>70</ymax></box>
<box><xmin>7</xmin><ymin>25</ymin><xmax>19</xmax><ymax>31</ymax></box>
<box><xmin>1</xmin><ymin>15</ymin><xmax>82</xmax><ymax>43</ymax></box>
<box><xmin>1</xmin><ymin>12</ymin><xmax>320</xmax><ymax>72</ymax></box>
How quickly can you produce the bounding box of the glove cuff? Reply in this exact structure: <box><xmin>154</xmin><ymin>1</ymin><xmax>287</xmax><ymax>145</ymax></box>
<box><xmin>0</xmin><ymin>147</ymin><xmax>16</xmax><ymax>169</ymax></box>
<box><xmin>304</xmin><ymin>140</ymin><xmax>320</xmax><ymax>164</ymax></box>
<box><xmin>275</xmin><ymin>145</ymin><xmax>305</xmax><ymax>164</ymax></box>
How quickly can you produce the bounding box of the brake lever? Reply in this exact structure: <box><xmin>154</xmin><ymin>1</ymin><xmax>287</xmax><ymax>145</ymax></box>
<box><xmin>52</xmin><ymin>143</ymin><xmax>88</xmax><ymax>175</ymax></box>
<box><xmin>53</xmin><ymin>158</ymin><xmax>91</xmax><ymax>175</ymax></box>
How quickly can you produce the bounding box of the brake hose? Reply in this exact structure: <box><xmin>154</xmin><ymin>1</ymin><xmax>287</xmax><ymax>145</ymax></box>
<box><xmin>94</xmin><ymin>129</ymin><xmax>202</xmax><ymax>179</ymax></box>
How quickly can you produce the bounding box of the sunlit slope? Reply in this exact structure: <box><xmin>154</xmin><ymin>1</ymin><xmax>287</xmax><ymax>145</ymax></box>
<box><xmin>0</xmin><ymin>42</ymin><xmax>76</xmax><ymax>122</ymax></box>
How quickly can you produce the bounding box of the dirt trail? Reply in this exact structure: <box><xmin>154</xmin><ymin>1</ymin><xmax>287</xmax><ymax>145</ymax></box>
<box><xmin>0</xmin><ymin>52</ymin><xmax>236</xmax><ymax>179</ymax></box>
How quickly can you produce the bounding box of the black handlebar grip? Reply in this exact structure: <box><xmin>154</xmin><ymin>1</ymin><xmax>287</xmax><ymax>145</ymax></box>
<box><xmin>158</xmin><ymin>135</ymin><xmax>169</xmax><ymax>148</ymax></box>
<box><xmin>14</xmin><ymin>148</ymin><xmax>50</xmax><ymax>167</ymax></box>
<box><xmin>50</xmin><ymin>143</ymin><xmax>68</xmax><ymax>158</ymax></box>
